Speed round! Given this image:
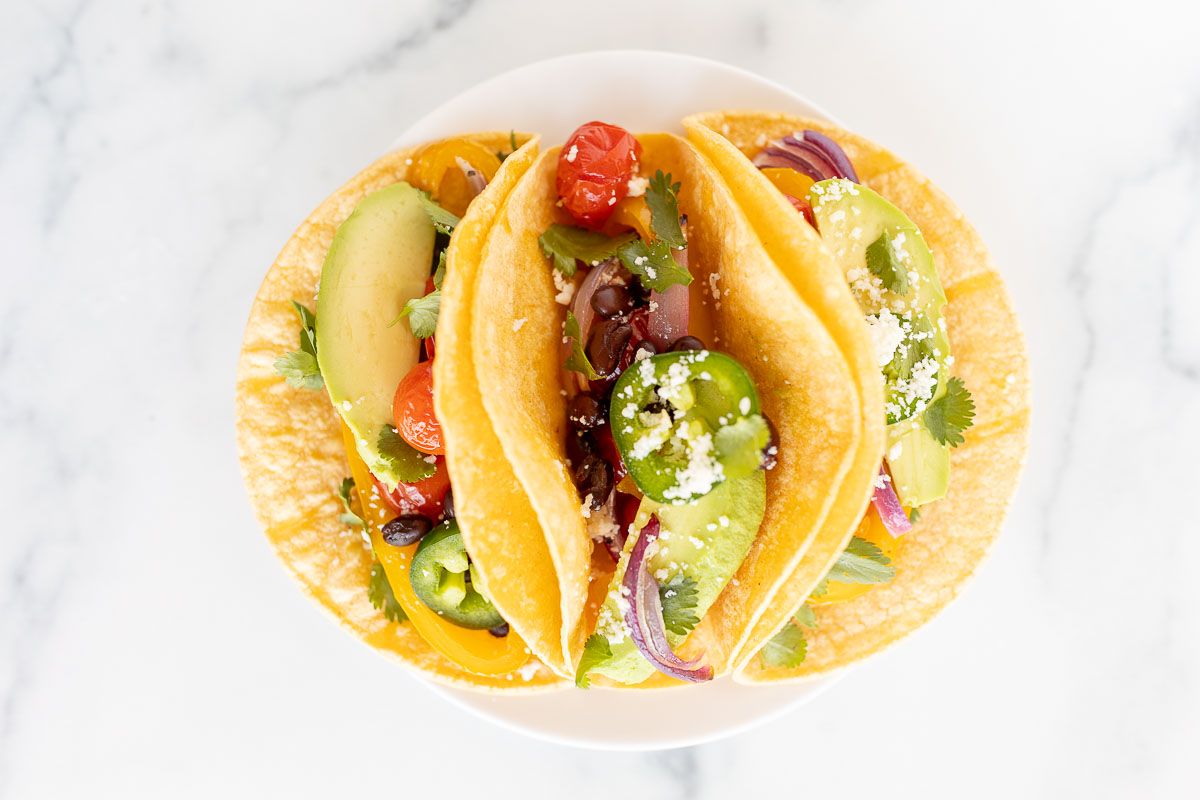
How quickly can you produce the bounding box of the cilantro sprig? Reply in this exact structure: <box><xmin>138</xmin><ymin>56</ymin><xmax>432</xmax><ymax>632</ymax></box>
<box><xmin>645</xmin><ymin>170</ymin><xmax>685</xmax><ymax>248</ymax></box>
<box><xmin>420</xmin><ymin>193</ymin><xmax>459</xmax><ymax>235</ymax></box>
<box><xmin>273</xmin><ymin>301</ymin><xmax>324</xmax><ymax>390</ymax></box>
<box><xmin>575</xmin><ymin>633</ymin><xmax>613</xmax><ymax>688</ymax></box>
<box><xmin>377</xmin><ymin>425</ymin><xmax>437</xmax><ymax>483</ymax></box>
<box><xmin>336</xmin><ymin>477</ymin><xmax>364</xmax><ymax>528</ymax></box>
<box><xmin>391</xmin><ymin>290</ymin><xmax>441</xmax><ymax>339</ymax></box>
<box><xmin>616</xmin><ymin>238</ymin><xmax>692</xmax><ymax>292</ymax></box>
<box><xmin>924</xmin><ymin>377</ymin><xmax>975</xmax><ymax>447</ymax></box>
<box><xmin>865</xmin><ymin>230</ymin><xmax>910</xmax><ymax>295</ymax></box>
<box><xmin>759</xmin><ymin>606</ymin><xmax>818</xmax><ymax>669</ymax></box>
<box><xmin>496</xmin><ymin>130</ymin><xmax>519</xmax><ymax>162</ymax></box>
<box><xmin>563</xmin><ymin>311</ymin><xmax>600</xmax><ymax>380</ymax></box>
<box><xmin>538</xmin><ymin>224</ymin><xmax>635</xmax><ymax>277</ymax></box>
<box><xmin>660</xmin><ymin>574</ymin><xmax>700</xmax><ymax>636</ymax></box>
<box><xmin>369</xmin><ymin>560</ymin><xmax>408</xmax><ymax>624</ymax></box>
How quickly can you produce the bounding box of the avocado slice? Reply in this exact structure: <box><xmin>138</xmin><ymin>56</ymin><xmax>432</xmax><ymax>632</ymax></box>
<box><xmin>808</xmin><ymin>179</ymin><xmax>951</xmax><ymax>506</ymax></box>
<box><xmin>315</xmin><ymin>182</ymin><xmax>435</xmax><ymax>489</ymax></box>
<box><xmin>588</xmin><ymin>472</ymin><xmax>766</xmax><ymax>684</ymax></box>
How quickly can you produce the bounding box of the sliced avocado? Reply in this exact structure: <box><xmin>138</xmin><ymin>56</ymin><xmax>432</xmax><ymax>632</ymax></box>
<box><xmin>809</xmin><ymin>179</ymin><xmax>951</xmax><ymax>507</ymax></box>
<box><xmin>316</xmin><ymin>182</ymin><xmax>435</xmax><ymax>489</ymax></box>
<box><xmin>589</xmin><ymin>472</ymin><xmax>766</xmax><ymax>684</ymax></box>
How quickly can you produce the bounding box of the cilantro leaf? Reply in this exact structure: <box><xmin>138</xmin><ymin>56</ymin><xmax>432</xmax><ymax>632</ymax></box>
<box><xmin>274</xmin><ymin>301</ymin><xmax>324</xmax><ymax>390</ymax></box>
<box><xmin>369</xmin><ymin>560</ymin><xmax>408</xmax><ymax>624</ymax></box>
<box><xmin>865</xmin><ymin>230</ymin><xmax>910</xmax><ymax>295</ymax></box>
<box><xmin>908</xmin><ymin>507</ymin><xmax>922</xmax><ymax>524</ymax></box>
<box><xmin>391</xmin><ymin>289</ymin><xmax>440</xmax><ymax>339</ymax></box>
<box><xmin>659</xmin><ymin>574</ymin><xmax>700</xmax><ymax>635</ymax></box>
<box><xmin>274</xmin><ymin>350</ymin><xmax>323</xmax><ymax>390</ymax></box>
<box><xmin>645</xmin><ymin>170</ymin><xmax>685</xmax><ymax>248</ymax></box>
<box><xmin>575</xmin><ymin>633</ymin><xmax>612</xmax><ymax>688</ymax></box>
<box><xmin>563</xmin><ymin>311</ymin><xmax>600</xmax><ymax>380</ymax></box>
<box><xmin>924</xmin><ymin>376</ymin><xmax>975</xmax><ymax>447</ymax></box>
<box><xmin>714</xmin><ymin>414</ymin><xmax>770</xmax><ymax>480</ymax></box>
<box><xmin>377</xmin><ymin>425</ymin><xmax>437</xmax><ymax>482</ymax></box>
<box><xmin>420</xmin><ymin>193</ymin><xmax>459</xmax><ymax>235</ymax></box>
<box><xmin>432</xmin><ymin>250</ymin><xmax>447</xmax><ymax>290</ymax></box>
<box><xmin>616</xmin><ymin>238</ymin><xmax>692</xmax><ymax>292</ymax></box>
<box><xmin>538</xmin><ymin>224</ymin><xmax>635</xmax><ymax>277</ymax></box>
<box><xmin>336</xmin><ymin>477</ymin><xmax>364</xmax><ymax>528</ymax></box>
<box><xmin>497</xmin><ymin>130</ymin><xmax>519</xmax><ymax>162</ymax></box>
<box><xmin>760</xmin><ymin>620</ymin><xmax>807</xmax><ymax>669</ymax></box>
<box><xmin>826</xmin><ymin>535</ymin><xmax>896</xmax><ymax>585</ymax></box>
<box><xmin>793</xmin><ymin>603</ymin><xmax>817</xmax><ymax>630</ymax></box>
<box><xmin>809</xmin><ymin>575</ymin><xmax>829</xmax><ymax>599</ymax></box>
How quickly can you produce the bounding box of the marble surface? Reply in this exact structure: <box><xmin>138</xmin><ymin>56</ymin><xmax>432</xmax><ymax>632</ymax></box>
<box><xmin>2</xmin><ymin>0</ymin><xmax>1198</xmax><ymax>796</ymax></box>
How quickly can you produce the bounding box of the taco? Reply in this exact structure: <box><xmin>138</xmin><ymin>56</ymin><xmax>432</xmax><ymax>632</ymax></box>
<box><xmin>466</xmin><ymin>121</ymin><xmax>884</xmax><ymax>687</ymax></box>
<box><xmin>682</xmin><ymin>112</ymin><xmax>1030</xmax><ymax>680</ymax></box>
<box><xmin>236</xmin><ymin>131</ymin><xmax>576</xmax><ymax>690</ymax></box>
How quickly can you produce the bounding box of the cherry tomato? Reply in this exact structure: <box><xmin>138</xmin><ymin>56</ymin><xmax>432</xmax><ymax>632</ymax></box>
<box><xmin>374</xmin><ymin>458</ymin><xmax>451</xmax><ymax>519</ymax></box>
<box><xmin>557</xmin><ymin>121</ymin><xmax>641</xmax><ymax>228</ymax></box>
<box><xmin>392</xmin><ymin>361</ymin><xmax>444</xmax><ymax>454</ymax></box>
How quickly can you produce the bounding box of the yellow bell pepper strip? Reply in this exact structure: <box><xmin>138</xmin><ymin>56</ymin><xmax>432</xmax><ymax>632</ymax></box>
<box><xmin>408</xmin><ymin>139</ymin><xmax>503</xmax><ymax>217</ymax></box>
<box><xmin>341</xmin><ymin>426</ymin><xmax>531</xmax><ymax>674</ymax></box>
<box><xmin>607</xmin><ymin>196</ymin><xmax>654</xmax><ymax>241</ymax></box>
<box><xmin>760</xmin><ymin>167</ymin><xmax>814</xmax><ymax>200</ymax></box>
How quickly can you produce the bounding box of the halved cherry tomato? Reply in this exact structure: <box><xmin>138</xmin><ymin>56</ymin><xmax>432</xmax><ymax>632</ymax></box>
<box><xmin>374</xmin><ymin>457</ymin><xmax>451</xmax><ymax>519</ymax></box>
<box><xmin>392</xmin><ymin>361</ymin><xmax>444</xmax><ymax>454</ymax></box>
<box><xmin>557</xmin><ymin>121</ymin><xmax>641</xmax><ymax>228</ymax></box>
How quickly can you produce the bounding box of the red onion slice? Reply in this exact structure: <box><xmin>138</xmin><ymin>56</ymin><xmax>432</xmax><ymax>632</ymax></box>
<box><xmin>454</xmin><ymin>156</ymin><xmax>488</xmax><ymax>197</ymax></box>
<box><xmin>872</xmin><ymin>468</ymin><xmax>913</xmax><ymax>537</ymax></box>
<box><xmin>620</xmin><ymin>517</ymin><xmax>713</xmax><ymax>682</ymax></box>
<box><xmin>752</xmin><ymin>130</ymin><xmax>859</xmax><ymax>184</ymax></box>
<box><xmin>646</xmin><ymin>223</ymin><xmax>690</xmax><ymax>349</ymax></box>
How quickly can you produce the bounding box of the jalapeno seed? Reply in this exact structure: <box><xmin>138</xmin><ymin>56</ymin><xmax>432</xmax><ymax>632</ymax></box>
<box><xmin>587</xmin><ymin>319</ymin><xmax>633</xmax><ymax>377</ymax></box>
<box><xmin>568</xmin><ymin>392</ymin><xmax>605</xmax><ymax>430</ymax></box>
<box><xmin>488</xmin><ymin>622</ymin><xmax>510</xmax><ymax>638</ymax></box>
<box><xmin>670</xmin><ymin>335</ymin><xmax>705</xmax><ymax>352</ymax></box>
<box><xmin>591</xmin><ymin>285</ymin><xmax>633</xmax><ymax>319</ymax></box>
<box><xmin>382</xmin><ymin>514</ymin><xmax>433</xmax><ymax>547</ymax></box>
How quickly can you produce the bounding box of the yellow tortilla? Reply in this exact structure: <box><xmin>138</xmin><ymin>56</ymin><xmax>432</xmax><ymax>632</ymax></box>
<box><xmin>684</xmin><ymin>112</ymin><xmax>1030</xmax><ymax>681</ymax></box>
<box><xmin>236</xmin><ymin>133</ymin><xmax>563</xmax><ymax>691</ymax></box>
<box><xmin>473</xmin><ymin>132</ymin><xmax>872</xmax><ymax>679</ymax></box>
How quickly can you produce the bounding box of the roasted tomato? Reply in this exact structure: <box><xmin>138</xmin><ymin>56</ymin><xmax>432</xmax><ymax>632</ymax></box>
<box><xmin>392</xmin><ymin>360</ymin><xmax>444</xmax><ymax>455</ymax></box>
<box><xmin>375</xmin><ymin>458</ymin><xmax>451</xmax><ymax>519</ymax></box>
<box><xmin>557</xmin><ymin>121</ymin><xmax>641</xmax><ymax>228</ymax></box>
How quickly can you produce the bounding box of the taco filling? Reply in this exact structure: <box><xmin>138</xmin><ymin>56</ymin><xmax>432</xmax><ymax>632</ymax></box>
<box><xmin>272</xmin><ymin>134</ymin><xmax>537</xmax><ymax>676</ymax></box>
<box><xmin>533</xmin><ymin>123</ymin><xmax>780</xmax><ymax>685</ymax></box>
<box><xmin>746</xmin><ymin>131</ymin><xmax>978</xmax><ymax>667</ymax></box>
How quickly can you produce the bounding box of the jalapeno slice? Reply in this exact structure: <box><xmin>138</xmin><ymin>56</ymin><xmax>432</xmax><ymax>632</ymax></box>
<box><xmin>609</xmin><ymin>350</ymin><xmax>770</xmax><ymax>504</ymax></box>
<box><xmin>409</xmin><ymin>521</ymin><xmax>505</xmax><ymax>630</ymax></box>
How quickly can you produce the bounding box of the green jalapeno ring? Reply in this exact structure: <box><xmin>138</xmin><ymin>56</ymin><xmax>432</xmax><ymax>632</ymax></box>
<box><xmin>608</xmin><ymin>350</ymin><xmax>766</xmax><ymax>504</ymax></box>
<box><xmin>409</xmin><ymin>521</ymin><xmax>505</xmax><ymax>630</ymax></box>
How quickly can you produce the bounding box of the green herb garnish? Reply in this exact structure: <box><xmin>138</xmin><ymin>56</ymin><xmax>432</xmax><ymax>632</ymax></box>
<box><xmin>575</xmin><ymin>633</ymin><xmax>613</xmax><ymax>688</ymax></box>
<box><xmin>924</xmin><ymin>376</ymin><xmax>975</xmax><ymax>447</ymax></box>
<box><xmin>563</xmin><ymin>311</ymin><xmax>600</xmax><ymax>380</ymax></box>
<box><xmin>377</xmin><ymin>425</ymin><xmax>437</xmax><ymax>482</ymax></box>
<box><xmin>538</xmin><ymin>224</ymin><xmax>635</xmax><ymax>277</ymax></box>
<box><xmin>865</xmin><ymin>230</ymin><xmax>909</xmax><ymax>295</ymax></box>
<box><xmin>660</xmin><ymin>574</ymin><xmax>700</xmax><ymax>635</ymax></box>
<box><xmin>390</xmin><ymin>289</ymin><xmax>441</xmax><ymax>339</ymax></box>
<box><xmin>616</xmin><ymin>238</ymin><xmax>692</xmax><ymax>292</ymax></box>
<box><xmin>497</xmin><ymin>130</ymin><xmax>519</xmax><ymax>162</ymax></box>
<box><xmin>432</xmin><ymin>250</ymin><xmax>447</xmax><ymax>290</ymax></box>
<box><xmin>645</xmin><ymin>170</ymin><xmax>685</xmax><ymax>248</ymax></box>
<box><xmin>825</xmin><ymin>536</ymin><xmax>896</xmax><ymax>585</ymax></box>
<box><xmin>369</xmin><ymin>560</ymin><xmax>408</xmax><ymax>624</ymax></box>
<box><xmin>420</xmin><ymin>193</ymin><xmax>459</xmax><ymax>235</ymax></box>
<box><xmin>273</xmin><ymin>301</ymin><xmax>323</xmax><ymax>390</ymax></box>
<box><xmin>759</xmin><ymin>605</ymin><xmax>817</xmax><ymax>669</ymax></box>
<box><xmin>336</xmin><ymin>477</ymin><xmax>364</xmax><ymax>528</ymax></box>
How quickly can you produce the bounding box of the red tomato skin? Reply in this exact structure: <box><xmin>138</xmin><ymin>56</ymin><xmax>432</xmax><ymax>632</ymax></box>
<box><xmin>374</xmin><ymin>459</ymin><xmax>450</xmax><ymax>519</ymax></box>
<box><xmin>392</xmin><ymin>361</ymin><xmax>444</xmax><ymax>455</ymax></box>
<box><xmin>557</xmin><ymin>121</ymin><xmax>641</xmax><ymax>228</ymax></box>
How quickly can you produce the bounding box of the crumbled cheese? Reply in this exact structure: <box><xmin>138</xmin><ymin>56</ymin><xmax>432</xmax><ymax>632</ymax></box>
<box><xmin>565</xmin><ymin>144</ymin><xmax>578</xmax><ymax>163</ymax></box>
<box><xmin>887</xmin><ymin>442</ymin><xmax>903</xmax><ymax>461</ymax></box>
<box><xmin>866</xmin><ymin>308</ymin><xmax>906</xmax><ymax>367</ymax></box>
<box><xmin>663</xmin><ymin>428</ymin><xmax>724</xmax><ymax>503</ymax></box>
<box><xmin>627</xmin><ymin>175</ymin><xmax>649</xmax><ymax>196</ymax></box>
<box><xmin>553</xmin><ymin>270</ymin><xmax>575</xmax><ymax>305</ymax></box>
<box><xmin>512</xmin><ymin>317</ymin><xmax>527</xmax><ymax>332</ymax></box>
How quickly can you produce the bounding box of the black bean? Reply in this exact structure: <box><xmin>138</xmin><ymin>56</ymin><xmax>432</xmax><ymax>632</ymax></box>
<box><xmin>488</xmin><ymin>622</ymin><xmax>510</xmax><ymax>637</ymax></box>
<box><xmin>573</xmin><ymin>453</ymin><xmax>613</xmax><ymax>509</ymax></box>
<box><xmin>441</xmin><ymin>491</ymin><xmax>455</xmax><ymax>520</ymax></box>
<box><xmin>761</xmin><ymin>415</ymin><xmax>780</xmax><ymax>471</ymax></box>
<box><xmin>587</xmin><ymin>319</ymin><xmax>633</xmax><ymax>378</ymax></box>
<box><xmin>628</xmin><ymin>276</ymin><xmax>652</xmax><ymax>303</ymax></box>
<box><xmin>633</xmin><ymin>339</ymin><xmax>658</xmax><ymax>360</ymax></box>
<box><xmin>568</xmin><ymin>392</ymin><xmax>606</xmax><ymax>430</ymax></box>
<box><xmin>590</xmin><ymin>285</ymin><xmax>633</xmax><ymax>319</ymax></box>
<box><xmin>381</xmin><ymin>514</ymin><xmax>433</xmax><ymax>547</ymax></box>
<box><xmin>566</xmin><ymin>431</ymin><xmax>597</xmax><ymax>467</ymax></box>
<box><xmin>670</xmin><ymin>335</ymin><xmax>705</xmax><ymax>352</ymax></box>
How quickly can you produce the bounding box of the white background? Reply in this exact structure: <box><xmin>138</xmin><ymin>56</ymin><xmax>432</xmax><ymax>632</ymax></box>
<box><xmin>3</xmin><ymin>0</ymin><xmax>1199</xmax><ymax>797</ymax></box>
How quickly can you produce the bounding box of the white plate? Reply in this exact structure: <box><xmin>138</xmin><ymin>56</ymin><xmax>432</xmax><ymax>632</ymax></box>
<box><xmin>396</xmin><ymin>50</ymin><xmax>845</xmax><ymax>750</ymax></box>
